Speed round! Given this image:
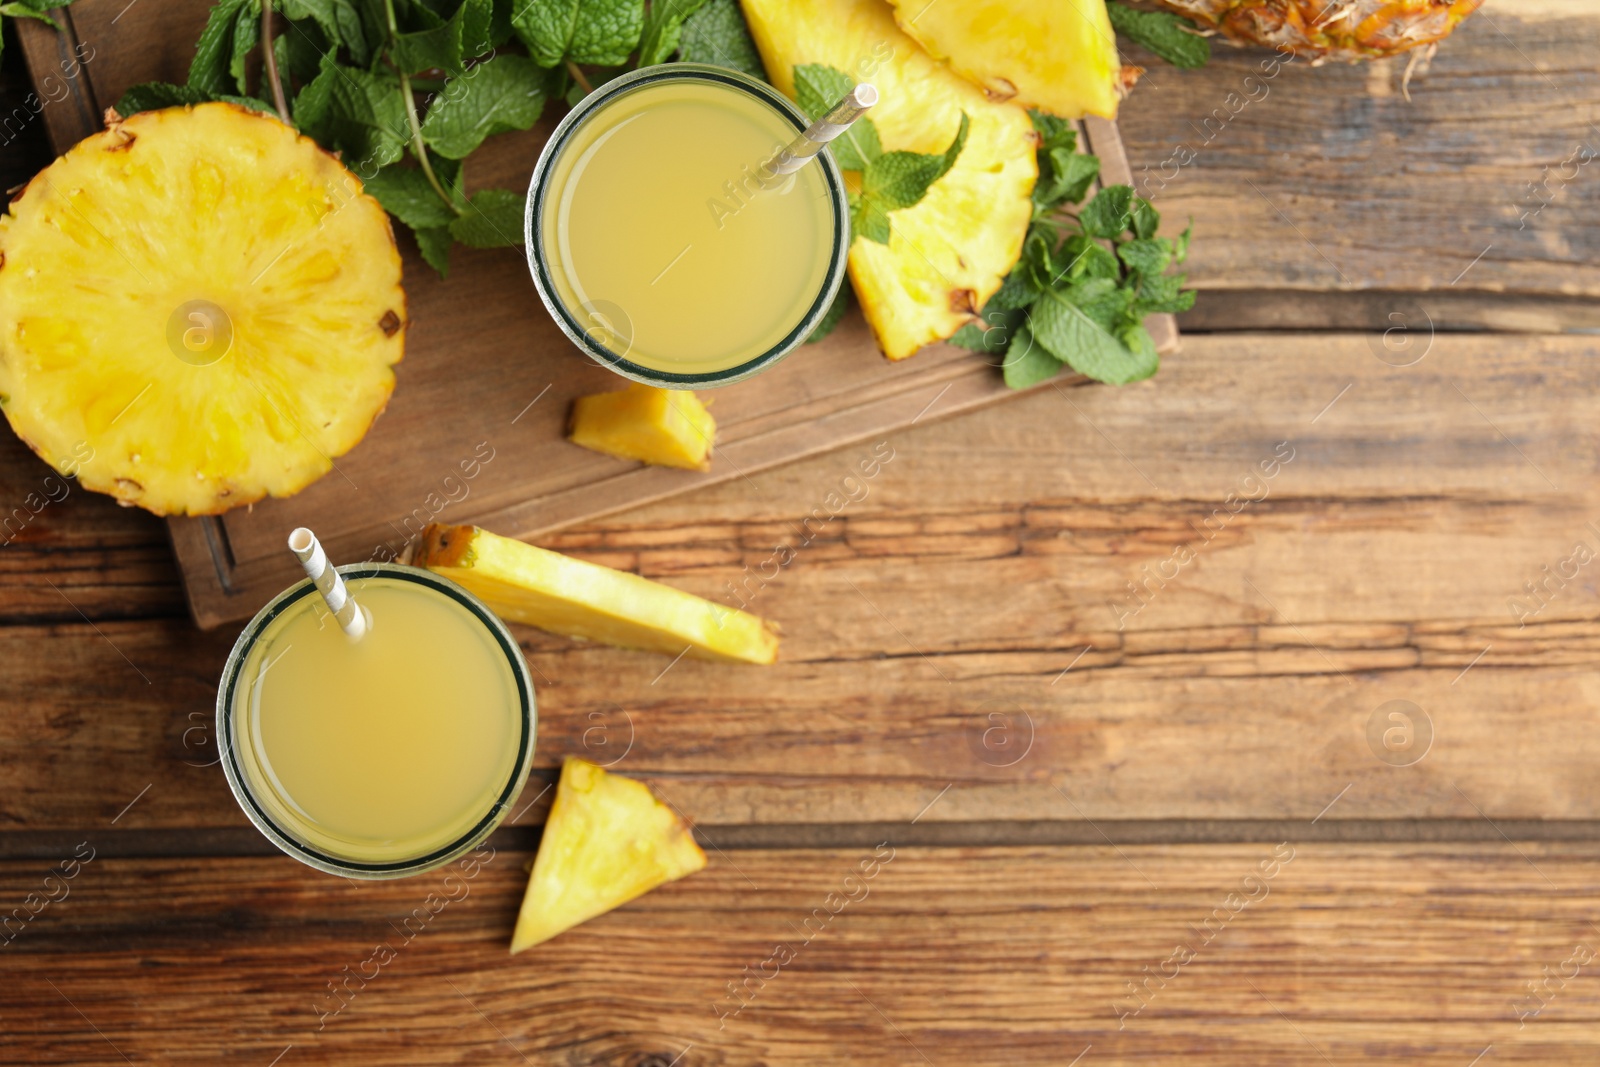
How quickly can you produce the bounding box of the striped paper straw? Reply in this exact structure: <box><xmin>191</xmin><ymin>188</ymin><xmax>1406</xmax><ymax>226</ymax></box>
<box><xmin>287</xmin><ymin>527</ymin><xmax>367</xmax><ymax>640</ymax></box>
<box><xmin>764</xmin><ymin>83</ymin><xmax>879</xmax><ymax>177</ymax></box>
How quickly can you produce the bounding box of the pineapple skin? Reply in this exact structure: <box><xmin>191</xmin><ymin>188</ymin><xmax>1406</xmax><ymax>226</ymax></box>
<box><xmin>742</xmin><ymin>0</ymin><xmax>1037</xmax><ymax>361</ymax></box>
<box><xmin>420</xmin><ymin>523</ymin><xmax>780</xmax><ymax>664</ymax></box>
<box><xmin>0</xmin><ymin>103</ymin><xmax>405</xmax><ymax>516</ymax></box>
<box><xmin>511</xmin><ymin>758</ymin><xmax>707</xmax><ymax>954</ymax></box>
<box><xmin>568</xmin><ymin>384</ymin><xmax>716</xmax><ymax>471</ymax></box>
<box><xmin>888</xmin><ymin>0</ymin><xmax>1123</xmax><ymax>119</ymax></box>
<box><xmin>1151</xmin><ymin>0</ymin><xmax>1483</xmax><ymax>60</ymax></box>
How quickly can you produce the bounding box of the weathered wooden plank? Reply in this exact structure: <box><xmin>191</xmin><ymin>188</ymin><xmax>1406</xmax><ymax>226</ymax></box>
<box><xmin>2</xmin><ymin>845</ymin><xmax>1598</xmax><ymax>1064</ymax></box>
<box><xmin>1117</xmin><ymin>0</ymin><xmax>1600</xmax><ymax>299</ymax></box>
<box><xmin>4</xmin><ymin>333</ymin><xmax>1600</xmax><ymax>827</ymax></box>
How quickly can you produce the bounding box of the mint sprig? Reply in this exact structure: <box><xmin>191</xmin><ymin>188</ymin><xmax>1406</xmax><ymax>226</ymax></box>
<box><xmin>794</xmin><ymin>63</ymin><xmax>968</xmax><ymax>248</ymax></box>
<box><xmin>952</xmin><ymin>110</ymin><xmax>1194</xmax><ymax>389</ymax></box>
<box><xmin>114</xmin><ymin>0</ymin><xmax>774</xmax><ymax>277</ymax></box>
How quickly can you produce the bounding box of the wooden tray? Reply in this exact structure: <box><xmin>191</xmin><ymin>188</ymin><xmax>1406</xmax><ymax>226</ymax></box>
<box><xmin>16</xmin><ymin>2</ymin><xmax>1176</xmax><ymax>629</ymax></box>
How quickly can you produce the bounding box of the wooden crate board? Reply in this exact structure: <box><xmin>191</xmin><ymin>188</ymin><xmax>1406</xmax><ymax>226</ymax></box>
<box><xmin>14</xmin><ymin>2</ymin><xmax>1176</xmax><ymax>630</ymax></box>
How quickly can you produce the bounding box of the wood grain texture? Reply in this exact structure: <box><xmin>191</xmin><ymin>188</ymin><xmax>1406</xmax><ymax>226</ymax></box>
<box><xmin>4</xmin><ymin>845</ymin><xmax>1600</xmax><ymax>1064</ymax></box>
<box><xmin>1116</xmin><ymin>0</ymin><xmax>1600</xmax><ymax>298</ymax></box>
<box><xmin>4</xmin><ymin>333</ymin><xmax>1600</xmax><ymax>829</ymax></box>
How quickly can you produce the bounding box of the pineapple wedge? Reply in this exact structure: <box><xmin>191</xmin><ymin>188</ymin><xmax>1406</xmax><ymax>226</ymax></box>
<box><xmin>511</xmin><ymin>758</ymin><xmax>706</xmax><ymax>953</ymax></box>
<box><xmin>0</xmin><ymin>103</ymin><xmax>404</xmax><ymax>516</ymax></box>
<box><xmin>887</xmin><ymin>0</ymin><xmax>1123</xmax><ymax>119</ymax></box>
<box><xmin>742</xmin><ymin>0</ymin><xmax>1037</xmax><ymax>360</ymax></box>
<box><xmin>569</xmin><ymin>383</ymin><xmax>715</xmax><ymax>471</ymax></box>
<box><xmin>420</xmin><ymin>523</ymin><xmax>778</xmax><ymax>664</ymax></box>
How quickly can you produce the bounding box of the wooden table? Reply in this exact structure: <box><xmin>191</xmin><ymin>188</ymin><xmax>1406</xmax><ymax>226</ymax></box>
<box><xmin>4</xmin><ymin>2</ymin><xmax>1600</xmax><ymax>1062</ymax></box>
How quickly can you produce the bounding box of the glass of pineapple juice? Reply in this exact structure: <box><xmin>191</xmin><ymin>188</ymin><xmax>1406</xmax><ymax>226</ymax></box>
<box><xmin>217</xmin><ymin>563</ymin><xmax>536</xmax><ymax>879</ymax></box>
<box><xmin>526</xmin><ymin>63</ymin><xmax>850</xmax><ymax>388</ymax></box>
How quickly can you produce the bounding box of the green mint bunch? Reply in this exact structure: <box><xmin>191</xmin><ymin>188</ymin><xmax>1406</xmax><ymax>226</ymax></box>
<box><xmin>1106</xmin><ymin>1</ymin><xmax>1210</xmax><ymax>69</ymax></box>
<box><xmin>112</xmin><ymin>0</ymin><xmax>765</xmax><ymax>276</ymax></box>
<box><xmin>952</xmin><ymin>110</ymin><xmax>1194</xmax><ymax>389</ymax></box>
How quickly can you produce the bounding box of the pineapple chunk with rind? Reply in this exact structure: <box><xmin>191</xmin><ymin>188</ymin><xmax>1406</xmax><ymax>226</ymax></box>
<box><xmin>741</xmin><ymin>0</ymin><xmax>1037</xmax><ymax>360</ymax></box>
<box><xmin>568</xmin><ymin>383</ymin><xmax>715</xmax><ymax>471</ymax></box>
<box><xmin>887</xmin><ymin>0</ymin><xmax>1122</xmax><ymax>119</ymax></box>
<box><xmin>420</xmin><ymin>523</ymin><xmax>778</xmax><ymax>664</ymax></box>
<box><xmin>511</xmin><ymin>758</ymin><xmax>707</xmax><ymax>953</ymax></box>
<box><xmin>0</xmin><ymin>103</ymin><xmax>404</xmax><ymax>516</ymax></box>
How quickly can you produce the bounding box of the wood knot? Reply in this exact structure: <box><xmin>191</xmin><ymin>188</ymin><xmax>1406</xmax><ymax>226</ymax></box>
<box><xmin>628</xmin><ymin>1054</ymin><xmax>679</xmax><ymax>1067</ymax></box>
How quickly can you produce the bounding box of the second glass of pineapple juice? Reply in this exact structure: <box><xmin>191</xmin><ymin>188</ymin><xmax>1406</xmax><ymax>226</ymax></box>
<box><xmin>217</xmin><ymin>563</ymin><xmax>536</xmax><ymax>879</ymax></box>
<box><xmin>526</xmin><ymin>64</ymin><xmax>850</xmax><ymax>388</ymax></box>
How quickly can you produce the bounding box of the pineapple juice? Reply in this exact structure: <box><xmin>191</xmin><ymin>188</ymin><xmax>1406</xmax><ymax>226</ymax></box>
<box><xmin>228</xmin><ymin>575</ymin><xmax>525</xmax><ymax>867</ymax></box>
<box><xmin>540</xmin><ymin>77</ymin><xmax>837</xmax><ymax>379</ymax></box>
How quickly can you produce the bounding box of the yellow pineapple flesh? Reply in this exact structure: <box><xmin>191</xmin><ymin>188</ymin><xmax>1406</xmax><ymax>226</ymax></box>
<box><xmin>511</xmin><ymin>757</ymin><xmax>707</xmax><ymax>953</ymax></box>
<box><xmin>0</xmin><ymin>103</ymin><xmax>404</xmax><ymax>515</ymax></box>
<box><xmin>568</xmin><ymin>383</ymin><xmax>716</xmax><ymax>471</ymax></box>
<box><xmin>420</xmin><ymin>523</ymin><xmax>779</xmax><ymax>664</ymax></box>
<box><xmin>742</xmin><ymin>0</ymin><xmax>1037</xmax><ymax>360</ymax></box>
<box><xmin>887</xmin><ymin>0</ymin><xmax>1123</xmax><ymax>119</ymax></box>
<box><xmin>1151</xmin><ymin>0</ymin><xmax>1483</xmax><ymax>60</ymax></box>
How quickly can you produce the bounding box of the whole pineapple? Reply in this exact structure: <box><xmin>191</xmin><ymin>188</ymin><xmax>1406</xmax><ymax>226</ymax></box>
<box><xmin>1151</xmin><ymin>0</ymin><xmax>1483</xmax><ymax>61</ymax></box>
<box><xmin>0</xmin><ymin>102</ymin><xmax>405</xmax><ymax>516</ymax></box>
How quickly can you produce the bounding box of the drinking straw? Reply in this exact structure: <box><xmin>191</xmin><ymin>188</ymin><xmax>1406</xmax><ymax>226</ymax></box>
<box><xmin>287</xmin><ymin>527</ymin><xmax>368</xmax><ymax>640</ymax></box>
<box><xmin>763</xmin><ymin>83</ymin><xmax>879</xmax><ymax>177</ymax></box>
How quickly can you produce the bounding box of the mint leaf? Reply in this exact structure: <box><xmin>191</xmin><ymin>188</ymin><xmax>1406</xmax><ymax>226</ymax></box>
<box><xmin>1002</xmin><ymin>328</ymin><xmax>1062</xmax><ymax>389</ymax></box>
<box><xmin>1130</xmin><ymin>196</ymin><xmax>1159</xmax><ymax>240</ymax></box>
<box><xmin>860</xmin><ymin>112</ymin><xmax>967</xmax><ymax>212</ymax></box>
<box><xmin>295</xmin><ymin>54</ymin><xmax>410</xmax><ymax>169</ymax></box>
<box><xmin>188</xmin><ymin>0</ymin><xmax>249</xmax><ymax>96</ymax></box>
<box><xmin>638</xmin><ymin>0</ymin><xmax>710</xmax><ymax>65</ymax></box>
<box><xmin>412</xmin><ymin>224</ymin><xmax>454</xmax><ymax>275</ymax></box>
<box><xmin>793</xmin><ymin>64</ymin><xmax>881</xmax><ymax>170</ymax></box>
<box><xmin>391</xmin><ymin>0</ymin><xmax>494</xmax><ymax>74</ymax></box>
<box><xmin>793</xmin><ymin>63</ymin><xmax>852</xmax><ymax>121</ymax></box>
<box><xmin>1037</xmin><ymin>150</ymin><xmax>1098</xmax><ymax>209</ymax></box>
<box><xmin>952</xmin><ymin>306</ymin><xmax>1026</xmax><ymax>355</ymax></box>
<box><xmin>0</xmin><ymin>0</ymin><xmax>61</xmax><ymax>29</ymax></box>
<box><xmin>229</xmin><ymin>0</ymin><xmax>260</xmax><ymax>95</ymax></box>
<box><xmin>1079</xmin><ymin>184</ymin><xmax>1134</xmax><ymax>239</ymax></box>
<box><xmin>1107</xmin><ymin>1</ymin><xmax>1209</xmax><ymax>69</ymax></box>
<box><xmin>513</xmin><ymin>0</ymin><xmax>643</xmax><ymax>68</ymax></box>
<box><xmin>1061</xmin><ymin>276</ymin><xmax>1133</xmax><ymax>333</ymax></box>
<box><xmin>1117</xmin><ymin>237</ymin><xmax>1172</xmax><ymax>278</ymax></box>
<box><xmin>275</xmin><ymin>17</ymin><xmax>330</xmax><ymax>85</ymax></box>
<box><xmin>1030</xmin><ymin>287</ymin><xmax>1157</xmax><ymax>385</ymax></box>
<box><xmin>806</xmin><ymin>286</ymin><xmax>851</xmax><ymax>344</ymax></box>
<box><xmin>512</xmin><ymin>0</ymin><xmax>578</xmax><ymax>66</ymax></box>
<box><xmin>677</xmin><ymin>0</ymin><xmax>763</xmax><ymax>78</ymax></box>
<box><xmin>1131</xmin><ymin>271</ymin><xmax>1196</xmax><ymax>316</ymax></box>
<box><xmin>117</xmin><ymin>82</ymin><xmax>209</xmax><ymax>116</ymax></box>
<box><xmin>571</xmin><ymin>0</ymin><xmax>643</xmax><ymax>64</ymax></box>
<box><xmin>985</xmin><ymin>268</ymin><xmax>1041</xmax><ymax>313</ymax></box>
<box><xmin>421</xmin><ymin>54</ymin><xmax>549</xmax><ymax>158</ymax></box>
<box><xmin>850</xmin><ymin>195</ymin><xmax>891</xmax><ymax>245</ymax></box>
<box><xmin>363</xmin><ymin>163</ymin><xmax>459</xmax><ymax>230</ymax></box>
<box><xmin>450</xmin><ymin>188</ymin><xmax>526</xmax><ymax>247</ymax></box>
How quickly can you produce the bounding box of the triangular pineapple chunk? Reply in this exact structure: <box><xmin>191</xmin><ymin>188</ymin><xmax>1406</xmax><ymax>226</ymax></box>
<box><xmin>511</xmin><ymin>758</ymin><xmax>707</xmax><ymax>953</ymax></box>
<box><xmin>420</xmin><ymin>523</ymin><xmax>778</xmax><ymax>663</ymax></box>
<box><xmin>569</xmin><ymin>384</ymin><xmax>715</xmax><ymax>471</ymax></box>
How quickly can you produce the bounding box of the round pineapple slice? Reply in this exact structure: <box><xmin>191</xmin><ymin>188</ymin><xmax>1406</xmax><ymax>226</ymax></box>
<box><xmin>0</xmin><ymin>102</ymin><xmax>405</xmax><ymax>516</ymax></box>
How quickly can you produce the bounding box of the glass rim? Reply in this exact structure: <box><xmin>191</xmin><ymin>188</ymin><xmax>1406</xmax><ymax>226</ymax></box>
<box><xmin>523</xmin><ymin>62</ymin><xmax>851</xmax><ymax>389</ymax></box>
<box><xmin>215</xmin><ymin>562</ymin><xmax>537</xmax><ymax>880</ymax></box>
